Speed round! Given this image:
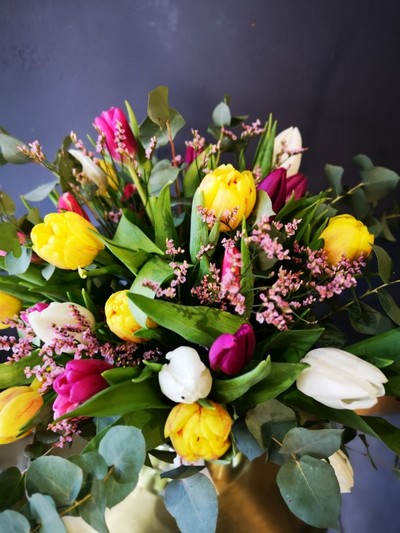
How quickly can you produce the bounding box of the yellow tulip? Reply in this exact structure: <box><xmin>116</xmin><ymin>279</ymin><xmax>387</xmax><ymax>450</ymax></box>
<box><xmin>198</xmin><ymin>164</ymin><xmax>256</xmax><ymax>231</ymax></box>
<box><xmin>0</xmin><ymin>292</ymin><xmax>22</xmax><ymax>329</ymax></box>
<box><xmin>31</xmin><ymin>212</ymin><xmax>105</xmax><ymax>270</ymax></box>
<box><xmin>98</xmin><ymin>160</ymin><xmax>119</xmax><ymax>191</ymax></box>
<box><xmin>320</xmin><ymin>214</ymin><xmax>374</xmax><ymax>265</ymax></box>
<box><xmin>164</xmin><ymin>401</ymin><xmax>232</xmax><ymax>462</ymax></box>
<box><xmin>0</xmin><ymin>386</ymin><xmax>43</xmax><ymax>444</ymax></box>
<box><xmin>105</xmin><ymin>290</ymin><xmax>156</xmax><ymax>343</ymax></box>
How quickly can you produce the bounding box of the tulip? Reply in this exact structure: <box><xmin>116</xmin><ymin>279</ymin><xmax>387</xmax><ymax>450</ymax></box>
<box><xmin>273</xmin><ymin>126</ymin><xmax>303</xmax><ymax>176</ymax></box>
<box><xmin>31</xmin><ymin>211</ymin><xmax>105</xmax><ymax>270</ymax></box>
<box><xmin>98</xmin><ymin>160</ymin><xmax>119</xmax><ymax>191</ymax></box>
<box><xmin>27</xmin><ymin>302</ymin><xmax>96</xmax><ymax>348</ymax></box>
<box><xmin>94</xmin><ymin>107</ymin><xmax>138</xmax><ymax>161</ymax></box>
<box><xmin>69</xmin><ymin>149</ymin><xmax>109</xmax><ymax>196</ymax></box>
<box><xmin>105</xmin><ymin>290</ymin><xmax>156</xmax><ymax>343</ymax></box>
<box><xmin>221</xmin><ymin>245</ymin><xmax>241</xmax><ymax>292</ymax></box>
<box><xmin>57</xmin><ymin>192</ymin><xmax>90</xmax><ymax>221</ymax></box>
<box><xmin>164</xmin><ymin>401</ymin><xmax>232</xmax><ymax>462</ymax></box>
<box><xmin>328</xmin><ymin>450</ymin><xmax>354</xmax><ymax>493</ymax></box>
<box><xmin>198</xmin><ymin>164</ymin><xmax>256</xmax><ymax>231</ymax></box>
<box><xmin>320</xmin><ymin>214</ymin><xmax>374</xmax><ymax>265</ymax></box>
<box><xmin>209</xmin><ymin>323</ymin><xmax>255</xmax><ymax>376</ymax></box>
<box><xmin>0</xmin><ymin>386</ymin><xmax>43</xmax><ymax>444</ymax></box>
<box><xmin>158</xmin><ymin>346</ymin><xmax>212</xmax><ymax>403</ymax></box>
<box><xmin>258</xmin><ymin>168</ymin><xmax>287</xmax><ymax>213</ymax></box>
<box><xmin>52</xmin><ymin>359</ymin><xmax>113</xmax><ymax>419</ymax></box>
<box><xmin>296</xmin><ymin>347</ymin><xmax>387</xmax><ymax>410</ymax></box>
<box><xmin>0</xmin><ymin>292</ymin><xmax>22</xmax><ymax>329</ymax></box>
<box><xmin>285</xmin><ymin>172</ymin><xmax>308</xmax><ymax>202</ymax></box>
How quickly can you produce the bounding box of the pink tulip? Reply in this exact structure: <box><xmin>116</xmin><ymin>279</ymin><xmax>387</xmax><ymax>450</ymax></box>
<box><xmin>94</xmin><ymin>107</ymin><xmax>138</xmax><ymax>161</ymax></box>
<box><xmin>57</xmin><ymin>192</ymin><xmax>90</xmax><ymax>221</ymax></box>
<box><xmin>20</xmin><ymin>302</ymin><xmax>49</xmax><ymax>325</ymax></box>
<box><xmin>209</xmin><ymin>323</ymin><xmax>256</xmax><ymax>376</ymax></box>
<box><xmin>221</xmin><ymin>246</ymin><xmax>241</xmax><ymax>292</ymax></box>
<box><xmin>52</xmin><ymin>359</ymin><xmax>112</xmax><ymax>418</ymax></box>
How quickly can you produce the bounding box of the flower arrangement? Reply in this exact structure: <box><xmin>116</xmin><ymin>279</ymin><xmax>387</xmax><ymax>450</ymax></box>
<box><xmin>0</xmin><ymin>85</ymin><xmax>400</xmax><ymax>532</ymax></box>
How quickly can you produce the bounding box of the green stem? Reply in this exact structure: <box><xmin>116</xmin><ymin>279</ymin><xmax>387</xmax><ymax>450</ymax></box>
<box><xmin>330</xmin><ymin>182</ymin><xmax>365</xmax><ymax>205</ymax></box>
<box><xmin>127</xmin><ymin>163</ymin><xmax>154</xmax><ymax>226</ymax></box>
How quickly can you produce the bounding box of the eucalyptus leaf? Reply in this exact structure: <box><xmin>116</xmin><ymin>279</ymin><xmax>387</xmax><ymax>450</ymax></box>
<box><xmin>372</xmin><ymin>243</ymin><xmax>393</xmax><ymax>283</ymax></box>
<box><xmin>0</xmin><ymin>221</ymin><xmax>20</xmax><ymax>256</ymax></box>
<box><xmin>29</xmin><ymin>493</ymin><xmax>66</xmax><ymax>533</ymax></box>
<box><xmin>79</xmin><ymin>478</ymin><xmax>108</xmax><ymax>533</ymax></box>
<box><xmin>0</xmin><ymin>510</ymin><xmax>31</xmax><ymax>532</ymax></box>
<box><xmin>0</xmin><ymin>132</ymin><xmax>30</xmax><ymax>164</ymax></box>
<box><xmin>361</xmin><ymin>166</ymin><xmax>400</xmax><ymax>202</ymax></box>
<box><xmin>147</xmin><ymin>86</ymin><xmax>170</xmax><ymax>128</ymax></box>
<box><xmin>378</xmin><ymin>288</ymin><xmax>400</xmax><ymax>325</ymax></box>
<box><xmin>148</xmin><ymin>160</ymin><xmax>179</xmax><ymax>196</ymax></box>
<box><xmin>140</xmin><ymin>108</ymin><xmax>185</xmax><ymax>148</ymax></box>
<box><xmin>324</xmin><ymin>164</ymin><xmax>344</xmax><ymax>196</ymax></box>
<box><xmin>279</xmin><ymin>427</ymin><xmax>343</xmax><ymax>458</ymax></box>
<box><xmin>232</xmin><ymin>418</ymin><xmax>265</xmax><ymax>460</ymax></box>
<box><xmin>245</xmin><ymin>399</ymin><xmax>296</xmax><ymax>449</ymax></box>
<box><xmin>22</xmin><ymin>180</ymin><xmax>58</xmax><ymax>202</ymax></box>
<box><xmin>0</xmin><ymin>467</ymin><xmax>25</xmax><ymax>511</ymax></box>
<box><xmin>5</xmin><ymin>247</ymin><xmax>31</xmax><ymax>274</ymax></box>
<box><xmin>212</xmin><ymin>101</ymin><xmax>231</xmax><ymax>127</ymax></box>
<box><xmin>164</xmin><ymin>473</ymin><xmax>218</xmax><ymax>533</ymax></box>
<box><xmin>352</xmin><ymin>153</ymin><xmax>374</xmax><ymax>170</ymax></box>
<box><xmin>348</xmin><ymin>301</ymin><xmax>393</xmax><ymax>335</ymax></box>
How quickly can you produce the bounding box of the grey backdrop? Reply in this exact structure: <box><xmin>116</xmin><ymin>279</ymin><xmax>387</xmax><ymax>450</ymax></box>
<box><xmin>1</xmin><ymin>1</ymin><xmax>400</xmax><ymax>532</ymax></box>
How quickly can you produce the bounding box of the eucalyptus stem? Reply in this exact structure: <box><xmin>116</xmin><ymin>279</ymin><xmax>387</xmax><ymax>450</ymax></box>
<box><xmin>330</xmin><ymin>182</ymin><xmax>365</xmax><ymax>205</ymax></box>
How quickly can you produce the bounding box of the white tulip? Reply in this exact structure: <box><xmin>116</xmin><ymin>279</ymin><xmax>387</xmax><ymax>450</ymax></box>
<box><xmin>273</xmin><ymin>126</ymin><xmax>302</xmax><ymax>176</ymax></box>
<box><xmin>27</xmin><ymin>302</ymin><xmax>95</xmax><ymax>348</ymax></box>
<box><xmin>328</xmin><ymin>450</ymin><xmax>354</xmax><ymax>493</ymax></box>
<box><xmin>296</xmin><ymin>347</ymin><xmax>387</xmax><ymax>410</ymax></box>
<box><xmin>69</xmin><ymin>149</ymin><xmax>108</xmax><ymax>195</ymax></box>
<box><xmin>158</xmin><ymin>346</ymin><xmax>212</xmax><ymax>403</ymax></box>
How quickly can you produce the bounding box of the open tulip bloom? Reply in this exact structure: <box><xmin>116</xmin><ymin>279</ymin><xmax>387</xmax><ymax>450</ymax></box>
<box><xmin>1</xmin><ymin>87</ymin><xmax>400</xmax><ymax>532</ymax></box>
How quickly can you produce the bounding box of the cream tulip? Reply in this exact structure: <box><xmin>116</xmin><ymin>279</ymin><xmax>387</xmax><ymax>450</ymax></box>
<box><xmin>69</xmin><ymin>149</ymin><xmax>109</xmax><ymax>195</ymax></box>
<box><xmin>273</xmin><ymin>126</ymin><xmax>302</xmax><ymax>176</ymax></box>
<box><xmin>328</xmin><ymin>450</ymin><xmax>354</xmax><ymax>493</ymax></box>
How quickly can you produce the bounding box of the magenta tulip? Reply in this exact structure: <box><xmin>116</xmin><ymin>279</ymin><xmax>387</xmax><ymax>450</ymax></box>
<box><xmin>257</xmin><ymin>168</ymin><xmax>287</xmax><ymax>213</ymax></box>
<box><xmin>94</xmin><ymin>107</ymin><xmax>137</xmax><ymax>161</ymax></box>
<box><xmin>58</xmin><ymin>192</ymin><xmax>89</xmax><ymax>221</ymax></box>
<box><xmin>52</xmin><ymin>359</ymin><xmax>112</xmax><ymax>418</ymax></box>
<box><xmin>209</xmin><ymin>323</ymin><xmax>256</xmax><ymax>376</ymax></box>
<box><xmin>286</xmin><ymin>173</ymin><xmax>308</xmax><ymax>201</ymax></box>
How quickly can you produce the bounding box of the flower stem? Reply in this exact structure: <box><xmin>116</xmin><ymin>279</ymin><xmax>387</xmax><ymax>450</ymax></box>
<box><xmin>127</xmin><ymin>163</ymin><xmax>154</xmax><ymax>226</ymax></box>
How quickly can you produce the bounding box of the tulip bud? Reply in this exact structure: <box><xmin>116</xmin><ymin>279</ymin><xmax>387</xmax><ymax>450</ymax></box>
<box><xmin>0</xmin><ymin>292</ymin><xmax>22</xmax><ymax>329</ymax></box>
<box><xmin>0</xmin><ymin>386</ymin><xmax>43</xmax><ymax>444</ymax></box>
<box><xmin>27</xmin><ymin>302</ymin><xmax>96</xmax><ymax>348</ymax></box>
<box><xmin>94</xmin><ymin>107</ymin><xmax>138</xmax><ymax>161</ymax></box>
<box><xmin>165</xmin><ymin>401</ymin><xmax>232</xmax><ymax>462</ymax></box>
<box><xmin>273</xmin><ymin>126</ymin><xmax>303</xmax><ymax>176</ymax></box>
<box><xmin>57</xmin><ymin>192</ymin><xmax>90</xmax><ymax>221</ymax></box>
<box><xmin>198</xmin><ymin>164</ymin><xmax>256</xmax><ymax>231</ymax></box>
<box><xmin>285</xmin><ymin>172</ymin><xmax>308</xmax><ymax>202</ymax></box>
<box><xmin>69</xmin><ymin>149</ymin><xmax>109</xmax><ymax>196</ymax></box>
<box><xmin>221</xmin><ymin>245</ymin><xmax>241</xmax><ymax>292</ymax></box>
<box><xmin>158</xmin><ymin>346</ymin><xmax>212</xmax><ymax>403</ymax></box>
<box><xmin>105</xmin><ymin>290</ymin><xmax>156</xmax><ymax>343</ymax></box>
<box><xmin>296</xmin><ymin>347</ymin><xmax>387</xmax><ymax>410</ymax></box>
<box><xmin>98</xmin><ymin>160</ymin><xmax>119</xmax><ymax>191</ymax></box>
<box><xmin>328</xmin><ymin>450</ymin><xmax>354</xmax><ymax>493</ymax></box>
<box><xmin>320</xmin><ymin>214</ymin><xmax>374</xmax><ymax>265</ymax></box>
<box><xmin>258</xmin><ymin>168</ymin><xmax>287</xmax><ymax>213</ymax></box>
<box><xmin>52</xmin><ymin>359</ymin><xmax>113</xmax><ymax>419</ymax></box>
<box><xmin>209</xmin><ymin>323</ymin><xmax>255</xmax><ymax>376</ymax></box>
<box><xmin>31</xmin><ymin>211</ymin><xmax>104</xmax><ymax>270</ymax></box>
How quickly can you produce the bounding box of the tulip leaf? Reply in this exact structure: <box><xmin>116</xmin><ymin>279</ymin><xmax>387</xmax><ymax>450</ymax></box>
<box><xmin>0</xmin><ymin>132</ymin><xmax>31</xmax><ymax>164</ymax></box>
<box><xmin>0</xmin><ymin>468</ymin><xmax>25</xmax><ymax>512</ymax></box>
<box><xmin>189</xmin><ymin>188</ymin><xmax>209</xmax><ymax>264</ymax></box>
<box><xmin>212</xmin><ymin>101</ymin><xmax>231</xmax><ymax>127</ymax></box>
<box><xmin>212</xmin><ymin>357</ymin><xmax>272</xmax><ymax>403</ymax></box>
<box><xmin>324</xmin><ymin>164</ymin><xmax>344</xmax><ymax>196</ymax></box>
<box><xmin>154</xmin><ymin>182</ymin><xmax>179</xmax><ymax>250</ymax></box>
<box><xmin>129</xmin><ymin>294</ymin><xmax>243</xmax><ymax>347</ymax></box>
<box><xmin>102</xmin><ymin>366</ymin><xmax>141</xmax><ymax>385</ymax></box>
<box><xmin>279</xmin><ymin>427</ymin><xmax>343</xmax><ymax>459</ymax></box>
<box><xmin>0</xmin><ymin>353</ymin><xmax>42</xmax><ymax>388</ymax></box>
<box><xmin>25</xmin><ymin>456</ymin><xmax>83</xmax><ymax>506</ymax></box>
<box><xmin>276</xmin><ymin>456</ymin><xmax>340</xmax><ymax>529</ymax></box>
<box><xmin>373</xmin><ymin>244</ymin><xmax>393</xmax><ymax>284</ymax></box>
<box><xmin>111</xmin><ymin>211</ymin><xmax>164</xmax><ymax>255</ymax></box>
<box><xmin>0</xmin><ymin>511</ymin><xmax>31</xmax><ymax>533</ymax></box>
<box><xmin>257</xmin><ymin>328</ymin><xmax>324</xmax><ymax>363</ymax></box>
<box><xmin>96</xmin><ymin>239</ymin><xmax>149</xmax><ymax>274</ymax></box>
<box><xmin>164</xmin><ymin>473</ymin><xmax>218</xmax><ymax>533</ymax></box>
<box><xmin>147</xmin><ymin>86</ymin><xmax>170</xmax><ymax>128</ymax></box>
<box><xmin>240</xmin><ymin>221</ymin><xmax>254</xmax><ymax>319</ymax></box>
<box><xmin>29</xmin><ymin>493</ymin><xmax>66</xmax><ymax>533</ymax></box>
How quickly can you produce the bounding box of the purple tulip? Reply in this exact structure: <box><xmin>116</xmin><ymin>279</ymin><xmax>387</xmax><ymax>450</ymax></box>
<box><xmin>209</xmin><ymin>323</ymin><xmax>256</xmax><ymax>376</ymax></box>
<box><xmin>52</xmin><ymin>359</ymin><xmax>112</xmax><ymax>418</ymax></box>
<box><xmin>286</xmin><ymin>173</ymin><xmax>308</xmax><ymax>201</ymax></box>
<box><xmin>257</xmin><ymin>168</ymin><xmax>288</xmax><ymax>213</ymax></box>
<box><xmin>94</xmin><ymin>107</ymin><xmax>138</xmax><ymax>161</ymax></box>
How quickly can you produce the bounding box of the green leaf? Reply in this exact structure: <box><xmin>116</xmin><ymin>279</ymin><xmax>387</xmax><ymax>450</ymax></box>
<box><xmin>346</xmin><ymin>327</ymin><xmax>400</xmax><ymax>364</ymax></box>
<box><xmin>164</xmin><ymin>473</ymin><xmax>218</xmax><ymax>533</ymax></box>
<box><xmin>277</xmin><ymin>456</ymin><xmax>340</xmax><ymax>529</ymax></box>
<box><xmin>348</xmin><ymin>301</ymin><xmax>393</xmax><ymax>335</ymax></box>
<box><xmin>378</xmin><ymin>288</ymin><xmax>400</xmax><ymax>325</ymax></box>
<box><xmin>4</xmin><ymin>247</ymin><xmax>31</xmax><ymax>275</ymax></box>
<box><xmin>0</xmin><ymin>191</ymin><xmax>16</xmax><ymax>216</ymax></box>
<box><xmin>258</xmin><ymin>329</ymin><xmax>324</xmax><ymax>363</ymax></box>
<box><xmin>148</xmin><ymin>160</ymin><xmax>179</xmax><ymax>196</ymax></box>
<box><xmin>0</xmin><ymin>468</ymin><xmax>25</xmax><ymax>511</ymax></box>
<box><xmin>212</xmin><ymin>357</ymin><xmax>271</xmax><ymax>403</ymax></box>
<box><xmin>280</xmin><ymin>427</ymin><xmax>343</xmax><ymax>458</ymax></box>
<box><xmin>29</xmin><ymin>493</ymin><xmax>66</xmax><ymax>533</ymax></box>
<box><xmin>373</xmin><ymin>244</ymin><xmax>393</xmax><ymax>283</ymax></box>
<box><xmin>140</xmin><ymin>108</ymin><xmax>185</xmax><ymax>148</ymax></box>
<box><xmin>361</xmin><ymin>166</ymin><xmax>400</xmax><ymax>202</ymax></box>
<box><xmin>0</xmin><ymin>353</ymin><xmax>42</xmax><ymax>388</ymax></box>
<box><xmin>189</xmin><ymin>188</ymin><xmax>209</xmax><ymax>264</ymax></box>
<box><xmin>79</xmin><ymin>478</ymin><xmax>108</xmax><ymax>533</ymax></box>
<box><xmin>0</xmin><ymin>132</ymin><xmax>30</xmax><ymax>164</ymax></box>
<box><xmin>240</xmin><ymin>222</ymin><xmax>253</xmax><ymax>319</ymax></box>
<box><xmin>111</xmin><ymin>211</ymin><xmax>163</xmax><ymax>255</ymax></box>
<box><xmin>253</xmin><ymin>189</ymin><xmax>275</xmax><ymax>224</ymax></box>
<box><xmin>102</xmin><ymin>366</ymin><xmax>141</xmax><ymax>385</ymax></box>
<box><xmin>212</xmin><ymin>101</ymin><xmax>231</xmax><ymax>127</ymax></box>
<box><xmin>129</xmin><ymin>294</ymin><xmax>243</xmax><ymax>347</ymax></box>
<box><xmin>324</xmin><ymin>164</ymin><xmax>344</xmax><ymax>196</ymax></box>
<box><xmin>22</xmin><ymin>180</ymin><xmax>58</xmax><ymax>202</ymax></box>
<box><xmin>232</xmin><ymin>418</ymin><xmax>265</xmax><ymax>460</ymax></box>
<box><xmin>0</xmin><ymin>510</ymin><xmax>30</xmax><ymax>532</ymax></box>
<box><xmin>344</xmin><ymin>186</ymin><xmax>371</xmax><ymax>220</ymax></box>
<box><xmin>245</xmin><ymin>399</ymin><xmax>296</xmax><ymax>450</ymax></box>
<box><xmin>64</xmin><ymin>377</ymin><xmax>168</xmax><ymax>418</ymax></box>
<box><xmin>147</xmin><ymin>86</ymin><xmax>170</xmax><ymax>128</ymax></box>
<box><xmin>25</xmin><ymin>456</ymin><xmax>83</xmax><ymax>506</ymax></box>
<box><xmin>352</xmin><ymin>153</ymin><xmax>374</xmax><ymax>170</ymax></box>
<box><xmin>0</xmin><ymin>222</ymin><xmax>20</xmax><ymax>257</ymax></box>
<box><xmin>154</xmin><ymin>183</ymin><xmax>179</xmax><ymax>250</ymax></box>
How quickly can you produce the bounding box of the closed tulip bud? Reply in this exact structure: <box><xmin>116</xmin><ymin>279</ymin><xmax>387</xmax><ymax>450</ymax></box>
<box><xmin>69</xmin><ymin>149</ymin><xmax>109</xmax><ymax>196</ymax></box>
<box><xmin>209</xmin><ymin>323</ymin><xmax>255</xmax><ymax>376</ymax></box>
<box><xmin>165</xmin><ymin>401</ymin><xmax>232</xmax><ymax>462</ymax></box>
<box><xmin>273</xmin><ymin>126</ymin><xmax>303</xmax><ymax>176</ymax></box>
<box><xmin>285</xmin><ymin>172</ymin><xmax>308</xmax><ymax>201</ymax></box>
<box><xmin>320</xmin><ymin>214</ymin><xmax>374</xmax><ymax>265</ymax></box>
<box><xmin>328</xmin><ymin>450</ymin><xmax>354</xmax><ymax>493</ymax></box>
<box><xmin>105</xmin><ymin>290</ymin><xmax>156</xmax><ymax>343</ymax></box>
<box><xmin>296</xmin><ymin>347</ymin><xmax>387</xmax><ymax>410</ymax></box>
<box><xmin>31</xmin><ymin>211</ymin><xmax>104</xmax><ymax>270</ymax></box>
<box><xmin>0</xmin><ymin>386</ymin><xmax>43</xmax><ymax>444</ymax></box>
<box><xmin>0</xmin><ymin>292</ymin><xmax>22</xmax><ymax>329</ymax></box>
<box><xmin>258</xmin><ymin>168</ymin><xmax>288</xmax><ymax>213</ymax></box>
<box><xmin>52</xmin><ymin>359</ymin><xmax>113</xmax><ymax>419</ymax></box>
<box><xmin>27</xmin><ymin>302</ymin><xmax>96</xmax><ymax>348</ymax></box>
<box><xmin>198</xmin><ymin>164</ymin><xmax>256</xmax><ymax>231</ymax></box>
<box><xmin>57</xmin><ymin>192</ymin><xmax>90</xmax><ymax>221</ymax></box>
<box><xmin>158</xmin><ymin>346</ymin><xmax>212</xmax><ymax>403</ymax></box>
<box><xmin>94</xmin><ymin>107</ymin><xmax>138</xmax><ymax>161</ymax></box>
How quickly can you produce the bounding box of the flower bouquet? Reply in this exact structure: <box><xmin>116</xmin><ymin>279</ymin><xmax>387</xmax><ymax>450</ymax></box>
<box><xmin>0</xmin><ymin>86</ymin><xmax>400</xmax><ymax>532</ymax></box>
